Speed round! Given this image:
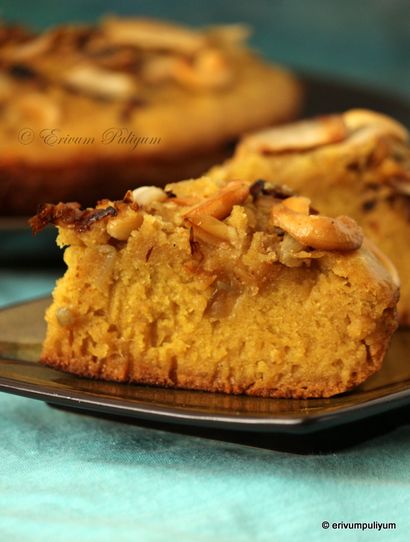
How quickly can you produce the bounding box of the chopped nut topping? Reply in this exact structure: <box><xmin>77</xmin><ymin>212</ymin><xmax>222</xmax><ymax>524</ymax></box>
<box><xmin>272</xmin><ymin>197</ymin><xmax>363</xmax><ymax>251</ymax></box>
<box><xmin>142</xmin><ymin>49</ymin><xmax>232</xmax><ymax>89</ymax></box>
<box><xmin>30</xmin><ymin>181</ymin><xmax>366</xmax><ymax>260</ymax></box>
<box><xmin>239</xmin><ymin>109</ymin><xmax>408</xmax><ymax>157</ymax></box>
<box><xmin>106</xmin><ymin>207</ymin><xmax>143</xmax><ymax>240</ymax></box>
<box><xmin>206</xmin><ymin>24</ymin><xmax>251</xmax><ymax>47</ymax></box>
<box><xmin>2</xmin><ymin>31</ymin><xmax>55</xmax><ymax>60</ymax></box>
<box><xmin>101</xmin><ymin>17</ymin><xmax>206</xmax><ymax>55</ymax></box>
<box><xmin>141</xmin><ymin>55</ymin><xmax>180</xmax><ymax>84</ymax></box>
<box><xmin>240</xmin><ymin>115</ymin><xmax>347</xmax><ymax>154</ymax></box>
<box><xmin>188</xmin><ymin>214</ymin><xmax>238</xmax><ymax>244</ymax></box>
<box><xmin>183</xmin><ymin>181</ymin><xmax>249</xmax><ymax>223</ymax></box>
<box><xmin>281</xmin><ymin>196</ymin><xmax>310</xmax><ymax>215</ymax></box>
<box><xmin>29</xmin><ymin>202</ymin><xmax>118</xmax><ymax>234</ymax></box>
<box><xmin>63</xmin><ymin>64</ymin><xmax>137</xmax><ymax>100</ymax></box>
<box><xmin>344</xmin><ymin>109</ymin><xmax>408</xmax><ymax>141</ymax></box>
<box><xmin>250</xmin><ymin>180</ymin><xmax>294</xmax><ymax>200</ymax></box>
<box><xmin>182</xmin><ymin>182</ymin><xmax>248</xmax><ymax>245</ymax></box>
<box><xmin>132</xmin><ymin>186</ymin><xmax>167</xmax><ymax>207</ymax></box>
<box><xmin>56</xmin><ymin>306</ymin><xmax>75</xmax><ymax>326</ymax></box>
<box><xmin>169</xmin><ymin>196</ymin><xmax>201</xmax><ymax>206</ymax></box>
<box><xmin>277</xmin><ymin>234</ymin><xmax>307</xmax><ymax>268</ymax></box>
<box><xmin>172</xmin><ymin>49</ymin><xmax>232</xmax><ymax>89</ymax></box>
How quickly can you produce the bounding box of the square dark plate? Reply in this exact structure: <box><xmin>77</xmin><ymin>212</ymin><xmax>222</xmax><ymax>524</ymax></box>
<box><xmin>1</xmin><ymin>74</ymin><xmax>409</xmax><ymax>441</ymax></box>
<box><xmin>0</xmin><ymin>297</ymin><xmax>410</xmax><ymax>435</ymax></box>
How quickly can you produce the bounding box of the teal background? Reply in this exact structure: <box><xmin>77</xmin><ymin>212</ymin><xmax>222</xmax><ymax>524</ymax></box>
<box><xmin>1</xmin><ymin>1</ymin><xmax>410</xmax><ymax>540</ymax></box>
<box><xmin>0</xmin><ymin>0</ymin><xmax>409</xmax><ymax>98</ymax></box>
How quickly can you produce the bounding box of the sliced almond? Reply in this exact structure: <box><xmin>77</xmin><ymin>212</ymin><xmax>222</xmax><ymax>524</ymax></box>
<box><xmin>240</xmin><ymin>115</ymin><xmax>348</xmax><ymax>154</ymax></box>
<box><xmin>63</xmin><ymin>64</ymin><xmax>137</xmax><ymax>100</ymax></box>
<box><xmin>168</xmin><ymin>196</ymin><xmax>201</xmax><ymax>206</ymax></box>
<box><xmin>190</xmin><ymin>215</ymin><xmax>238</xmax><ymax>244</ymax></box>
<box><xmin>143</xmin><ymin>49</ymin><xmax>232</xmax><ymax>89</ymax></box>
<box><xmin>183</xmin><ymin>182</ymin><xmax>248</xmax><ymax>245</ymax></box>
<box><xmin>2</xmin><ymin>31</ymin><xmax>54</xmax><ymax>60</ymax></box>
<box><xmin>141</xmin><ymin>55</ymin><xmax>179</xmax><ymax>84</ymax></box>
<box><xmin>239</xmin><ymin>109</ymin><xmax>408</xmax><ymax>157</ymax></box>
<box><xmin>205</xmin><ymin>24</ymin><xmax>251</xmax><ymax>47</ymax></box>
<box><xmin>343</xmin><ymin>109</ymin><xmax>408</xmax><ymax>141</ymax></box>
<box><xmin>184</xmin><ymin>181</ymin><xmax>250</xmax><ymax>223</ymax></box>
<box><xmin>174</xmin><ymin>49</ymin><xmax>232</xmax><ymax>89</ymax></box>
<box><xmin>101</xmin><ymin>17</ymin><xmax>206</xmax><ymax>55</ymax></box>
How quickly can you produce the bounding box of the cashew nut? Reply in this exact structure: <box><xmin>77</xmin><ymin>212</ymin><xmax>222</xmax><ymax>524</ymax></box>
<box><xmin>272</xmin><ymin>199</ymin><xmax>363</xmax><ymax>251</ymax></box>
<box><xmin>183</xmin><ymin>181</ymin><xmax>250</xmax><ymax>223</ymax></box>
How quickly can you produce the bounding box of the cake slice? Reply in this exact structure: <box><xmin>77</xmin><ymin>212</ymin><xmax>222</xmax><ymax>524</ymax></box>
<box><xmin>30</xmin><ymin>176</ymin><xmax>399</xmax><ymax>398</ymax></box>
<box><xmin>211</xmin><ymin>109</ymin><xmax>410</xmax><ymax>324</ymax></box>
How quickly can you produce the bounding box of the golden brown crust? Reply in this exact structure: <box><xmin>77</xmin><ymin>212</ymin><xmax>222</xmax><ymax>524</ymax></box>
<box><xmin>29</xmin><ymin>179</ymin><xmax>364</xmax><ymax>257</ymax></box>
<box><xmin>29</xmin><ymin>202</ymin><xmax>118</xmax><ymax>234</ymax></box>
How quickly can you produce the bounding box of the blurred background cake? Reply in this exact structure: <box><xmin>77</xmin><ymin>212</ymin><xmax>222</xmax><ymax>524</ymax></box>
<box><xmin>0</xmin><ymin>16</ymin><xmax>301</xmax><ymax>215</ymax></box>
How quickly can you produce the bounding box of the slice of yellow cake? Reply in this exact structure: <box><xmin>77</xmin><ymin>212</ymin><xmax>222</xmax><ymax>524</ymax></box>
<box><xmin>211</xmin><ymin>109</ymin><xmax>410</xmax><ymax>324</ymax></box>
<box><xmin>31</xmin><ymin>176</ymin><xmax>399</xmax><ymax>398</ymax></box>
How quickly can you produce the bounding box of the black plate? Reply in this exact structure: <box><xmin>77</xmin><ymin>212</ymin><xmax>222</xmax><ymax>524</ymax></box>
<box><xmin>0</xmin><ymin>298</ymin><xmax>410</xmax><ymax>438</ymax></box>
<box><xmin>301</xmin><ymin>71</ymin><xmax>410</xmax><ymax>125</ymax></box>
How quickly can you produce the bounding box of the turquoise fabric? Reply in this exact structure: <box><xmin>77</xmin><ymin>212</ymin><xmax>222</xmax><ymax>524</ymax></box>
<box><xmin>0</xmin><ymin>389</ymin><xmax>409</xmax><ymax>542</ymax></box>
<box><xmin>1</xmin><ymin>0</ymin><xmax>409</xmax><ymax>98</ymax></box>
<box><xmin>0</xmin><ymin>270</ymin><xmax>57</xmax><ymax>308</ymax></box>
<box><xmin>1</xmin><ymin>1</ymin><xmax>410</xmax><ymax>540</ymax></box>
